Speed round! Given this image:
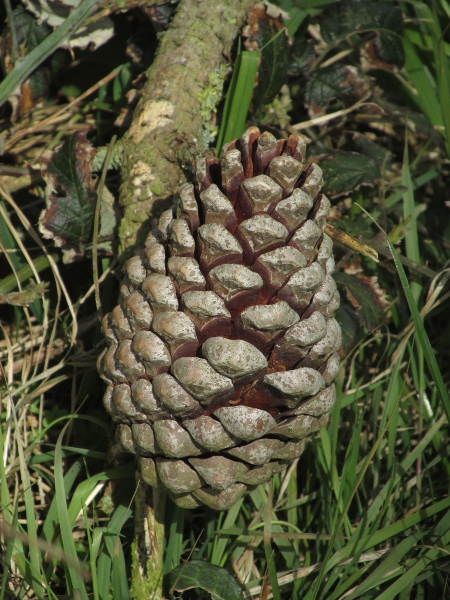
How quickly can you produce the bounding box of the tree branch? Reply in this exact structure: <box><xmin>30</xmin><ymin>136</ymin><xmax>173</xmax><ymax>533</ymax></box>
<box><xmin>119</xmin><ymin>0</ymin><xmax>258</xmax><ymax>253</ymax></box>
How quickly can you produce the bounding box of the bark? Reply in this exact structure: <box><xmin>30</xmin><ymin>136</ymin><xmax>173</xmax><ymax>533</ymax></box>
<box><xmin>118</xmin><ymin>1</ymin><xmax>258</xmax><ymax>597</ymax></box>
<box><xmin>119</xmin><ymin>0</ymin><xmax>258</xmax><ymax>254</ymax></box>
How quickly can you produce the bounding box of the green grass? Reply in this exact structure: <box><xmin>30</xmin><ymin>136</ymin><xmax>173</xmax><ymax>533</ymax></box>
<box><xmin>1</xmin><ymin>0</ymin><xmax>450</xmax><ymax>598</ymax></box>
<box><xmin>215</xmin><ymin>41</ymin><xmax>260</xmax><ymax>152</ymax></box>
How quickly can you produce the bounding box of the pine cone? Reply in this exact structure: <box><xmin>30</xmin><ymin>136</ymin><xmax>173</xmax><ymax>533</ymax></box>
<box><xmin>98</xmin><ymin>127</ymin><xmax>341</xmax><ymax>510</ymax></box>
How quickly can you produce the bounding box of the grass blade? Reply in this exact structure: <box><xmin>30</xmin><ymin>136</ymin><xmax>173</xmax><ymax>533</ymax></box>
<box><xmin>263</xmin><ymin>486</ymin><xmax>281</xmax><ymax>600</ymax></box>
<box><xmin>54</xmin><ymin>421</ymin><xmax>89</xmax><ymax>599</ymax></box>
<box><xmin>97</xmin><ymin>550</ymin><xmax>113</xmax><ymax>600</ymax></box>
<box><xmin>11</xmin><ymin>404</ymin><xmax>45</xmax><ymax>598</ymax></box>
<box><xmin>104</xmin><ymin>535</ymin><xmax>131</xmax><ymax>600</ymax></box>
<box><xmin>97</xmin><ymin>501</ymin><xmax>133</xmax><ymax>600</ymax></box>
<box><xmin>0</xmin><ymin>505</ymin><xmax>21</xmax><ymax>600</ymax></box>
<box><xmin>0</xmin><ymin>254</ymin><xmax>57</xmax><ymax>294</ymax></box>
<box><xmin>345</xmin><ymin>531</ymin><xmax>423</xmax><ymax>598</ymax></box>
<box><xmin>375</xmin><ymin>508</ymin><xmax>450</xmax><ymax>600</ymax></box>
<box><xmin>66</xmin><ymin>463</ymin><xmax>133</xmax><ymax>528</ymax></box>
<box><xmin>42</xmin><ymin>459</ymin><xmax>84</xmax><ymax>579</ymax></box>
<box><xmin>216</xmin><ymin>44</ymin><xmax>259</xmax><ymax>152</ymax></box>
<box><xmin>402</xmin><ymin>32</ymin><xmax>442</xmax><ymax>129</ymax></box>
<box><xmin>431</xmin><ymin>1</ymin><xmax>450</xmax><ymax>159</ymax></box>
<box><xmin>163</xmin><ymin>502</ymin><xmax>185</xmax><ymax>575</ymax></box>
<box><xmin>0</xmin><ymin>430</ymin><xmax>23</xmax><ymax>600</ymax></box>
<box><xmin>0</xmin><ymin>0</ymin><xmax>98</xmax><ymax>107</ymax></box>
<box><xmin>386</xmin><ymin>237</ymin><xmax>450</xmax><ymax>422</ymax></box>
<box><xmin>329</xmin><ymin>415</ymin><xmax>446</xmax><ymax>568</ymax></box>
<box><xmin>210</xmin><ymin>499</ymin><xmax>244</xmax><ymax>566</ymax></box>
<box><xmin>401</xmin><ymin>140</ymin><xmax>422</xmax><ymax>302</ymax></box>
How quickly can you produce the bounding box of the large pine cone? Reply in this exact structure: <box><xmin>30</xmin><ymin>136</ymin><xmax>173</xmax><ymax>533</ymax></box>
<box><xmin>98</xmin><ymin>127</ymin><xmax>341</xmax><ymax>510</ymax></box>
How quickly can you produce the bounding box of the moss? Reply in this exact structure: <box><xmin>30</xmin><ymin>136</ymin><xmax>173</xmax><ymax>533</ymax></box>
<box><xmin>257</xmin><ymin>85</ymin><xmax>293</xmax><ymax>130</ymax></box>
<box><xmin>150</xmin><ymin>179</ymin><xmax>164</xmax><ymax>196</ymax></box>
<box><xmin>197</xmin><ymin>64</ymin><xmax>228</xmax><ymax>145</ymax></box>
<box><xmin>130</xmin><ymin>541</ymin><xmax>163</xmax><ymax>599</ymax></box>
<box><xmin>92</xmin><ymin>140</ymin><xmax>124</xmax><ymax>171</ymax></box>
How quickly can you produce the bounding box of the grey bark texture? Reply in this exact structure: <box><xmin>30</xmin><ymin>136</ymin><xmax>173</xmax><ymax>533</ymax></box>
<box><xmin>118</xmin><ymin>1</ymin><xmax>258</xmax><ymax>597</ymax></box>
<box><xmin>119</xmin><ymin>0</ymin><xmax>258</xmax><ymax>254</ymax></box>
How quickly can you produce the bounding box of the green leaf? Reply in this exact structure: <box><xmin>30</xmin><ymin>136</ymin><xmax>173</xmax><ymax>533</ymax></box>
<box><xmin>352</xmin><ymin>133</ymin><xmax>392</xmax><ymax>169</ymax></box>
<box><xmin>11</xmin><ymin>405</ymin><xmax>45</xmax><ymax>598</ymax></box>
<box><xmin>335</xmin><ymin>303</ymin><xmax>363</xmax><ymax>356</ymax></box>
<box><xmin>304</xmin><ymin>64</ymin><xmax>370</xmax><ymax>112</ymax></box>
<box><xmin>168</xmin><ymin>560</ymin><xmax>243</xmax><ymax>600</ymax></box>
<box><xmin>210</xmin><ymin>499</ymin><xmax>244</xmax><ymax>565</ymax></box>
<box><xmin>245</xmin><ymin>5</ymin><xmax>290</xmax><ymax>112</ymax></box>
<box><xmin>431</xmin><ymin>4</ymin><xmax>450</xmax><ymax>159</ymax></box>
<box><xmin>319</xmin><ymin>151</ymin><xmax>380</xmax><ymax>196</ymax></box>
<box><xmin>112</xmin><ymin>63</ymin><xmax>133</xmax><ymax>105</ymax></box>
<box><xmin>320</xmin><ymin>0</ymin><xmax>404</xmax><ymax>68</ymax></box>
<box><xmin>345</xmin><ymin>531</ymin><xmax>423</xmax><ymax>599</ymax></box>
<box><xmin>401</xmin><ymin>140</ymin><xmax>421</xmax><ymax>303</ymax></box>
<box><xmin>39</xmin><ymin>131</ymin><xmax>97</xmax><ymax>261</ymax></box>
<box><xmin>92</xmin><ymin>140</ymin><xmax>124</xmax><ymax>172</ymax></box>
<box><xmin>216</xmin><ymin>46</ymin><xmax>259</xmax><ymax>151</ymax></box>
<box><xmin>163</xmin><ymin>503</ymin><xmax>185</xmax><ymax>575</ymax></box>
<box><xmin>335</xmin><ymin>272</ymin><xmax>387</xmax><ymax>331</ymax></box>
<box><xmin>370</xmin><ymin>29</ymin><xmax>405</xmax><ymax>67</ymax></box>
<box><xmin>104</xmin><ymin>534</ymin><xmax>131</xmax><ymax>600</ymax></box>
<box><xmin>54</xmin><ymin>422</ymin><xmax>89</xmax><ymax>599</ymax></box>
<box><xmin>285</xmin><ymin>6</ymin><xmax>309</xmax><ymax>38</ymax></box>
<box><xmin>385</xmin><ymin>238</ymin><xmax>450</xmax><ymax>423</ymax></box>
<box><xmin>402</xmin><ymin>32</ymin><xmax>443</xmax><ymax>129</ymax></box>
<box><xmin>11</xmin><ymin>5</ymin><xmax>52</xmax><ymax>51</ymax></box>
<box><xmin>288</xmin><ymin>37</ymin><xmax>315</xmax><ymax>77</ymax></box>
<box><xmin>334</xmin><ymin>272</ymin><xmax>388</xmax><ymax>354</ymax></box>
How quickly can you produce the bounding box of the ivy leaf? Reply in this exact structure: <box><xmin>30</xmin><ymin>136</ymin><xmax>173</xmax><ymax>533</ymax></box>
<box><xmin>366</xmin><ymin>30</ymin><xmax>404</xmax><ymax>69</ymax></box>
<box><xmin>39</xmin><ymin>131</ymin><xmax>97</xmax><ymax>262</ymax></box>
<box><xmin>284</xmin><ymin>6</ymin><xmax>309</xmax><ymax>38</ymax></box>
<box><xmin>352</xmin><ymin>133</ymin><xmax>392</xmax><ymax>168</ymax></box>
<box><xmin>352</xmin><ymin>132</ymin><xmax>393</xmax><ymax>180</ymax></box>
<box><xmin>321</xmin><ymin>0</ymin><xmax>404</xmax><ymax>69</ymax></box>
<box><xmin>318</xmin><ymin>151</ymin><xmax>380</xmax><ymax>196</ymax></box>
<box><xmin>335</xmin><ymin>303</ymin><xmax>361</xmax><ymax>357</ymax></box>
<box><xmin>335</xmin><ymin>272</ymin><xmax>388</xmax><ymax>354</ymax></box>
<box><xmin>304</xmin><ymin>64</ymin><xmax>371</xmax><ymax>116</ymax></box>
<box><xmin>244</xmin><ymin>5</ymin><xmax>290</xmax><ymax>112</ymax></box>
<box><xmin>288</xmin><ymin>37</ymin><xmax>315</xmax><ymax>77</ymax></box>
<box><xmin>320</xmin><ymin>2</ymin><xmax>357</xmax><ymax>43</ymax></box>
<box><xmin>168</xmin><ymin>560</ymin><xmax>243</xmax><ymax>600</ymax></box>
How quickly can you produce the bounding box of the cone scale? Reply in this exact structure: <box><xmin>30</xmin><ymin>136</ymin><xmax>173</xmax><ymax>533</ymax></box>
<box><xmin>98</xmin><ymin>127</ymin><xmax>341</xmax><ymax>510</ymax></box>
